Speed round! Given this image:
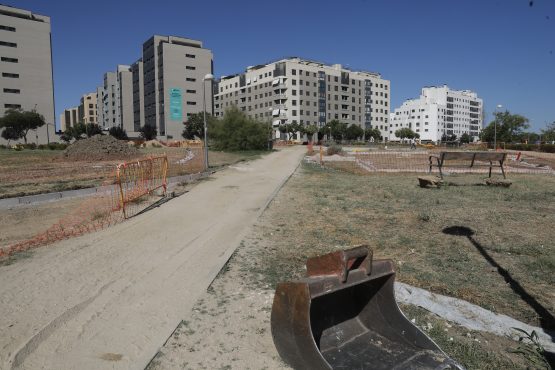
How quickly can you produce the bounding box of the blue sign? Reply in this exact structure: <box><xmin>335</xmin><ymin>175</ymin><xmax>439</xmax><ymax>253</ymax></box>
<box><xmin>169</xmin><ymin>88</ymin><xmax>182</xmax><ymax>121</ymax></box>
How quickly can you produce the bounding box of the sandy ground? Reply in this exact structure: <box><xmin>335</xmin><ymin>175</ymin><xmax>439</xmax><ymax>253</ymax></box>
<box><xmin>0</xmin><ymin>198</ymin><xmax>84</xmax><ymax>250</ymax></box>
<box><xmin>0</xmin><ymin>146</ymin><xmax>305</xmax><ymax>370</ymax></box>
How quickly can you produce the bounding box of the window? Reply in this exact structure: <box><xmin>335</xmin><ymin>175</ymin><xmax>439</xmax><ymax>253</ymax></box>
<box><xmin>89</xmin><ymin>110</ymin><xmax>94</xmax><ymax>115</ymax></box>
<box><xmin>2</xmin><ymin>72</ymin><xmax>19</xmax><ymax>78</ymax></box>
<box><xmin>186</xmin><ymin>89</ymin><xmax>196</xmax><ymax>93</ymax></box>
<box><xmin>187</xmin><ymin>101</ymin><xmax>197</xmax><ymax>105</ymax></box>
<box><xmin>186</xmin><ymin>77</ymin><xmax>196</xmax><ymax>82</ymax></box>
<box><xmin>0</xmin><ymin>25</ymin><xmax>16</xmax><ymax>32</ymax></box>
<box><xmin>5</xmin><ymin>104</ymin><xmax>21</xmax><ymax>109</ymax></box>
<box><xmin>0</xmin><ymin>41</ymin><xmax>17</xmax><ymax>47</ymax></box>
<box><xmin>186</xmin><ymin>66</ymin><xmax>196</xmax><ymax>70</ymax></box>
<box><xmin>1</xmin><ymin>56</ymin><xmax>17</xmax><ymax>63</ymax></box>
<box><xmin>88</xmin><ymin>104</ymin><xmax>94</xmax><ymax>108</ymax></box>
<box><xmin>185</xmin><ymin>54</ymin><xmax>196</xmax><ymax>58</ymax></box>
<box><xmin>3</xmin><ymin>88</ymin><xmax>20</xmax><ymax>94</ymax></box>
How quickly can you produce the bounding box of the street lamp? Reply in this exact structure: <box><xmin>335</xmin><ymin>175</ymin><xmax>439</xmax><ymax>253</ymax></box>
<box><xmin>494</xmin><ymin>104</ymin><xmax>502</xmax><ymax>150</ymax></box>
<box><xmin>203</xmin><ymin>73</ymin><xmax>214</xmax><ymax>171</ymax></box>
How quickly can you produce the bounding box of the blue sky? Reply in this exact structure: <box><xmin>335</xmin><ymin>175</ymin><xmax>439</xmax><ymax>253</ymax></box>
<box><xmin>8</xmin><ymin>0</ymin><xmax>555</xmax><ymax>131</ymax></box>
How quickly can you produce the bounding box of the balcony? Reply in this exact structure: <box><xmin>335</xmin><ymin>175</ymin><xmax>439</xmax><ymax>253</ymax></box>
<box><xmin>273</xmin><ymin>94</ymin><xmax>288</xmax><ymax>100</ymax></box>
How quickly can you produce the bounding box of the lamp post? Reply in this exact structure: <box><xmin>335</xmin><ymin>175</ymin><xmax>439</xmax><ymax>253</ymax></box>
<box><xmin>494</xmin><ymin>104</ymin><xmax>502</xmax><ymax>150</ymax></box>
<box><xmin>203</xmin><ymin>73</ymin><xmax>214</xmax><ymax>171</ymax></box>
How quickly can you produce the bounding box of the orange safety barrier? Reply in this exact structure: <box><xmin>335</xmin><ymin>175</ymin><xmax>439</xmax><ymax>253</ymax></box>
<box><xmin>116</xmin><ymin>155</ymin><xmax>169</xmax><ymax>218</ymax></box>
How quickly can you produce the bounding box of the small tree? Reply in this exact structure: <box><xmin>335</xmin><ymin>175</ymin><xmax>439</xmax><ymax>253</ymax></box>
<box><xmin>1</xmin><ymin>126</ymin><xmax>20</xmax><ymax>145</ymax></box>
<box><xmin>140</xmin><ymin>124</ymin><xmax>157</xmax><ymax>140</ymax></box>
<box><xmin>481</xmin><ymin>111</ymin><xmax>529</xmax><ymax>143</ymax></box>
<box><xmin>322</xmin><ymin>119</ymin><xmax>347</xmax><ymax>142</ymax></box>
<box><xmin>345</xmin><ymin>124</ymin><xmax>364</xmax><ymax>141</ymax></box>
<box><xmin>541</xmin><ymin>121</ymin><xmax>555</xmax><ymax>142</ymax></box>
<box><xmin>460</xmin><ymin>132</ymin><xmax>471</xmax><ymax>144</ymax></box>
<box><xmin>85</xmin><ymin>123</ymin><xmax>103</xmax><ymax>137</ymax></box>
<box><xmin>182</xmin><ymin>113</ymin><xmax>214</xmax><ymax>140</ymax></box>
<box><xmin>304</xmin><ymin>125</ymin><xmax>318</xmax><ymax>142</ymax></box>
<box><xmin>365</xmin><ymin>127</ymin><xmax>382</xmax><ymax>141</ymax></box>
<box><xmin>395</xmin><ymin>127</ymin><xmax>416</xmax><ymax>140</ymax></box>
<box><xmin>109</xmin><ymin>126</ymin><xmax>129</xmax><ymax>140</ymax></box>
<box><xmin>210</xmin><ymin>107</ymin><xmax>267</xmax><ymax>151</ymax></box>
<box><xmin>0</xmin><ymin>109</ymin><xmax>46</xmax><ymax>144</ymax></box>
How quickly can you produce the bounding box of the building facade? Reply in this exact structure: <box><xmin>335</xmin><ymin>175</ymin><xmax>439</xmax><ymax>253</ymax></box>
<box><xmin>389</xmin><ymin>86</ymin><xmax>483</xmax><ymax>142</ymax></box>
<box><xmin>141</xmin><ymin>35</ymin><xmax>213</xmax><ymax>140</ymax></box>
<box><xmin>214</xmin><ymin>57</ymin><xmax>390</xmax><ymax>140</ymax></box>
<box><xmin>0</xmin><ymin>4</ymin><xmax>55</xmax><ymax>144</ymax></box>
<box><xmin>59</xmin><ymin>106</ymin><xmax>79</xmax><ymax>132</ymax></box>
<box><xmin>78</xmin><ymin>92</ymin><xmax>97</xmax><ymax>125</ymax></box>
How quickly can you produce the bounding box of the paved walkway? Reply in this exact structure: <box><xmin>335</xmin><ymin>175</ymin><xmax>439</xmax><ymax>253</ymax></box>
<box><xmin>0</xmin><ymin>147</ymin><xmax>305</xmax><ymax>370</ymax></box>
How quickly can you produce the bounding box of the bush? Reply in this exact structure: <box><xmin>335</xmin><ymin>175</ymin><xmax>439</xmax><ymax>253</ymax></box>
<box><xmin>327</xmin><ymin>144</ymin><xmax>343</xmax><ymax>156</ymax></box>
<box><xmin>210</xmin><ymin>107</ymin><xmax>268</xmax><ymax>151</ymax></box>
<box><xmin>109</xmin><ymin>126</ymin><xmax>129</xmax><ymax>140</ymax></box>
<box><xmin>38</xmin><ymin>142</ymin><xmax>68</xmax><ymax>150</ymax></box>
<box><xmin>139</xmin><ymin>124</ymin><xmax>157</xmax><ymax>141</ymax></box>
<box><xmin>504</xmin><ymin>143</ymin><xmax>555</xmax><ymax>153</ymax></box>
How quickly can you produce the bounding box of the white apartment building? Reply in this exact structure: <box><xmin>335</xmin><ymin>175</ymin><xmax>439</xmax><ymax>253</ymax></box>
<box><xmin>0</xmin><ymin>5</ymin><xmax>55</xmax><ymax>144</ymax></box>
<box><xmin>214</xmin><ymin>57</ymin><xmax>390</xmax><ymax>140</ymax></box>
<box><xmin>389</xmin><ymin>86</ymin><xmax>483</xmax><ymax>142</ymax></box>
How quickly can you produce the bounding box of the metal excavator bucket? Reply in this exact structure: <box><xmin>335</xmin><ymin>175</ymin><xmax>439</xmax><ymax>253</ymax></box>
<box><xmin>271</xmin><ymin>246</ymin><xmax>464</xmax><ymax>370</ymax></box>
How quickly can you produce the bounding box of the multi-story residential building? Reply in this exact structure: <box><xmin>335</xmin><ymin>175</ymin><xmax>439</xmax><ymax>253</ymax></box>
<box><xmin>389</xmin><ymin>86</ymin><xmax>483</xmax><ymax>142</ymax></box>
<box><xmin>0</xmin><ymin>4</ymin><xmax>55</xmax><ymax>144</ymax></box>
<box><xmin>98</xmin><ymin>70</ymin><xmax>120</xmax><ymax>129</ymax></box>
<box><xmin>130</xmin><ymin>59</ymin><xmax>144</xmax><ymax>134</ymax></box>
<box><xmin>59</xmin><ymin>106</ymin><xmax>79</xmax><ymax>132</ymax></box>
<box><xmin>96</xmin><ymin>65</ymin><xmax>134</xmax><ymax>132</ymax></box>
<box><xmin>214</xmin><ymin>57</ymin><xmax>390</xmax><ymax>140</ymax></box>
<box><xmin>78</xmin><ymin>92</ymin><xmax>97</xmax><ymax>125</ymax></box>
<box><xmin>141</xmin><ymin>35</ymin><xmax>213</xmax><ymax>140</ymax></box>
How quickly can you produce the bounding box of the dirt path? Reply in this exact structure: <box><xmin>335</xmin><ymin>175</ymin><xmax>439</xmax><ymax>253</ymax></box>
<box><xmin>0</xmin><ymin>146</ymin><xmax>305</xmax><ymax>370</ymax></box>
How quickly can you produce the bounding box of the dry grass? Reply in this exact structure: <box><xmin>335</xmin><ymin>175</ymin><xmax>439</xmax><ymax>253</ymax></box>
<box><xmin>0</xmin><ymin>147</ymin><xmax>269</xmax><ymax>199</ymax></box>
<box><xmin>247</xmin><ymin>162</ymin><xmax>555</xmax><ymax>330</ymax></box>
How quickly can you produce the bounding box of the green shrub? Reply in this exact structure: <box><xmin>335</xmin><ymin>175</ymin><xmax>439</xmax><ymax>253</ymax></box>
<box><xmin>327</xmin><ymin>144</ymin><xmax>343</xmax><ymax>156</ymax></box>
<box><xmin>210</xmin><ymin>107</ymin><xmax>268</xmax><ymax>151</ymax></box>
<box><xmin>504</xmin><ymin>143</ymin><xmax>555</xmax><ymax>153</ymax></box>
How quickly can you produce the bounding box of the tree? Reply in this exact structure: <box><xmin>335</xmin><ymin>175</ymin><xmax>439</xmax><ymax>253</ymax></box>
<box><xmin>395</xmin><ymin>127</ymin><xmax>416</xmax><ymax>140</ymax></box>
<box><xmin>140</xmin><ymin>124</ymin><xmax>158</xmax><ymax>140</ymax></box>
<box><xmin>345</xmin><ymin>124</ymin><xmax>364</xmax><ymax>141</ymax></box>
<box><xmin>279</xmin><ymin>122</ymin><xmax>302</xmax><ymax>141</ymax></box>
<box><xmin>304</xmin><ymin>125</ymin><xmax>318</xmax><ymax>142</ymax></box>
<box><xmin>365</xmin><ymin>127</ymin><xmax>382</xmax><ymax>141</ymax></box>
<box><xmin>210</xmin><ymin>107</ymin><xmax>268</xmax><ymax>151</ymax></box>
<box><xmin>541</xmin><ymin>121</ymin><xmax>555</xmax><ymax>142</ymax></box>
<box><xmin>182</xmin><ymin>113</ymin><xmax>216</xmax><ymax>140</ymax></box>
<box><xmin>460</xmin><ymin>132</ymin><xmax>471</xmax><ymax>144</ymax></box>
<box><xmin>319</xmin><ymin>119</ymin><xmax>348</xmax><ymax>142</ymax></box>
<box><xmin>85</xmin><ymin>123</ymin><xmax>103</xmax><ymax>137</ymax></box>
<box><xmin>481</xmin><ymin>111</ymin><xmax>529</xmax><ymax>143</ymax></box>
<box><xmin>1</xmin><ymin>125</ymin><xmax>21</xmax><ymax>145</ymax></box>
<box><xmin>0</xmin><ymin>109</ymin><xmax>46</xmax><ymax>144</ymax></box>
<box><xmin>109</xmin><ymin>126</ymin><xmax>129</xmax><ymax>140</ymax></box>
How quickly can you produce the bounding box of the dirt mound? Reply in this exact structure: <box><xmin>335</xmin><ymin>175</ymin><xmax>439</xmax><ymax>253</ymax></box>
<box><xmin>64</xmin><ymin>135</ymin><xmax>139</xmax><ymax>161</ymax></box>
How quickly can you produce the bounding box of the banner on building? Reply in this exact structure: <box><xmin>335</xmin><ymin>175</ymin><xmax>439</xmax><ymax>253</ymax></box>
<box><xmin>169</xmin><ymin>88</ymin><xmax>182</xmax><ymax>121</ymax></box>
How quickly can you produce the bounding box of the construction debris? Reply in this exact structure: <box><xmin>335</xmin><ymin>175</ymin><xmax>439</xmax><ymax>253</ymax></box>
<box><xmin>485</xmin><ymin>178</ymin><xmax>512</xmax><ymax>187</ymax></box>
<box><xmin>64</xmin><ymin>135</ymin><xmax>139</xmax><ymax>161</ymax></box>
<box><xmin>418</xmin><ymin>176</ymin><xmax>443</xmax><ymax>188</ymax></box>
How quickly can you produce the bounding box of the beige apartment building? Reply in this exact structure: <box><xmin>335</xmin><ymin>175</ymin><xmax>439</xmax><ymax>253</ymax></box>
<box><xmin>0</xmin><ymin>4</ymin><xmax>55</xmax><ymax>144</ymax></box>
<box><xmin>141</xmin><ymin>35</ymin><xmax>214</xmax><ymax>140</ymax></box>
<box><xmin>214</xmin><ymin>57</ymin><xmax>390</xmax><ymax>140</ymax></box>
<box><xmin>78</xmin><ymin>92</ymin><xmax>97</xmax><ymax>124</ymax></box>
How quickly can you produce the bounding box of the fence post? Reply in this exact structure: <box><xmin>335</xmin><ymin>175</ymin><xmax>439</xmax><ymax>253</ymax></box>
<box><xmin>320</xmin><ymin>145</ymin><xmax>323</xmax><ymax>165</ymax></box>
<box><xmin>116</xmin><ymin>163</ymin><xmax>127</xmax><ymax>219</ymax></box>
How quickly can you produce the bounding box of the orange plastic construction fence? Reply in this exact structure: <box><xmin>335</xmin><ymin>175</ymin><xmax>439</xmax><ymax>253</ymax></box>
<box><xmin>116</xmin><ymin>155</ymin><xmax>168</xmax><ymax>218</ymax></box>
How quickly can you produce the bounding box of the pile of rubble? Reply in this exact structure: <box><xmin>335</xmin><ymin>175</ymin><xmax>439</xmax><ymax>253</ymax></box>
<box><xmin>64</xmin><ymin>135</ymin><xmax>139</xmax><ymax>161</ymax></box>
